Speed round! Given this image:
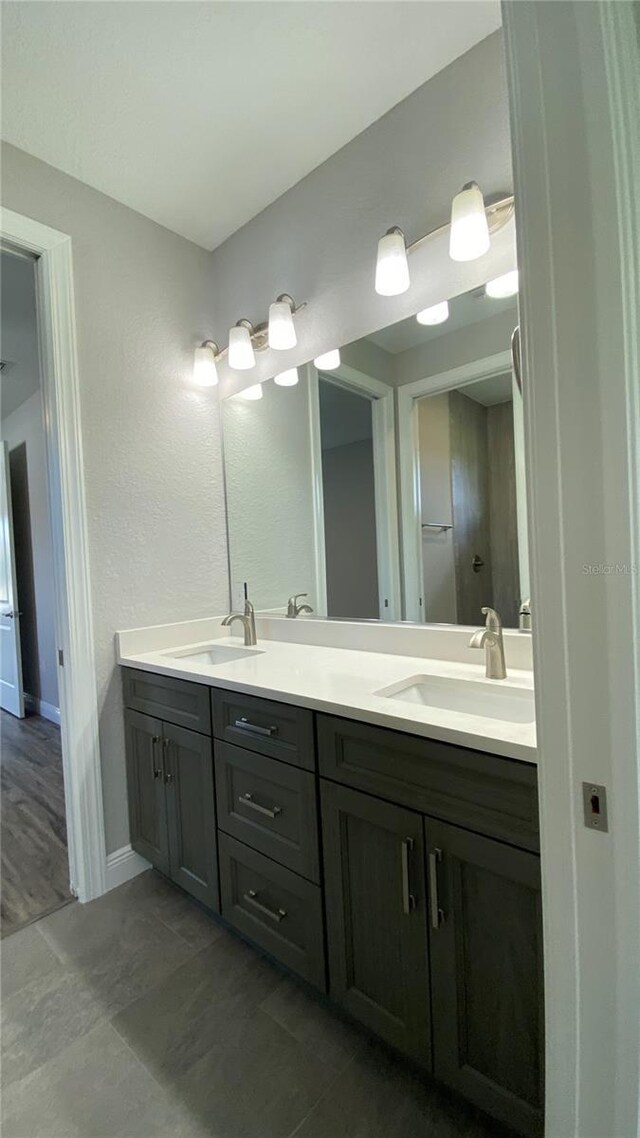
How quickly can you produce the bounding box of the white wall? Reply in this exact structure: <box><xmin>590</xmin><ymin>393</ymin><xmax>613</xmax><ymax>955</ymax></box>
<box><xmin>1</xmin><ymin>141</ymin><xmax>229</xmax><ymax>854</ymax></box>
<box><xmin>222</xmin><ymin>375</ymin><xmax>317</xmax><ymax>612</ymax></box>
<box><xmin>395</xmin><ymin>308</ymin><xmax>517</xmax><ymax>387</ymax></box>
<box><xmin>2</xmin><ymin>390</ymin><xmax>59</xmax><ymax>710</ymax></box>
<box><xmin>211</xmin><ymin>32</ymin><xmax>514</xmax><ymax>397</ymax></box>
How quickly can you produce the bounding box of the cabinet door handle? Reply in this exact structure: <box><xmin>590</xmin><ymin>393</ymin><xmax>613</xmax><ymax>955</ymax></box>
<box><xmin>162</xmin><ymin>738</ymin><xmax>174</xmax><ymax>784</ymax></box>
<box><xmin>238</xmin><ymin>792</ymin><xmax>282</xmax><ymax>819</ymax></box>
<box><xmin>234</xmin><ymin>717</ymin><xmax>278</xmax><ymax>738</ymax></box>
<box><xmin>429</xmin><ymin>848</ymin><xmax>445</xmax><ymax>929</ymax></box>
<box><xmin>151</xmin><ymin>736</ymin><xmax>162</xmax><ymax>779</ymax></box>
<box><xmin>401</xmin><ymin>837</ymin><xmax>416</xmax><ymax>915</ymax></box>
<box><xmin>242</xmin><ymin>889</ymin><xmax>287</xmax><ymax>923</ymax></box>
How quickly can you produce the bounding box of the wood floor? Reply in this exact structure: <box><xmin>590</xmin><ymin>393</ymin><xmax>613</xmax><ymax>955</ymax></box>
<box><xmin>1</xmin><ymin>710</ymin><xmax>73</xmax><ymax>938</ymax></box>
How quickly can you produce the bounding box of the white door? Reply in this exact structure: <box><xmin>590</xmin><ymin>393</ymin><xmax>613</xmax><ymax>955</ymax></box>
<box><xmin>0</xmin><ymin>441</ymin><xmax>24</xmax><ymax>717</ymax></box>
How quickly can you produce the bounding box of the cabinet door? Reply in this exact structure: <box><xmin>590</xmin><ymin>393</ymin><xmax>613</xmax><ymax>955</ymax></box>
<box><xmin>124</xmin><ymin>709</ymin><xmax>169</xmax><ymax>873</ymax></box>
<box><xmin>321</xmin><ymin>780</ymin><xmax>431</xmax><ymax>1066</ymax></box>
<box><xmin>163</xmin><ymin>723</ymin><xmax>219</xmax><ymax>911</ymax></box>
<box><xmin>427</xmin><ymin>819</ymin><xmax>544</xmax><ymax>1138</ymax></box>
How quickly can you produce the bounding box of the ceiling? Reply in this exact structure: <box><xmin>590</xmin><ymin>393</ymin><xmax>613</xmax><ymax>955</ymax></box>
<box><xmin>0</xmin><ymin>1</ymin><xmax>501</xmax><ymax>251</ymax></box>
<box><xmin>367</xmin><ymin>288</ymin><xmax>517</xmax><ymax>355</ymax></box>
<box><xmin>1</xmin><ymin>251</ymin><xmax>41</xmax><ymax>422</ymax></box>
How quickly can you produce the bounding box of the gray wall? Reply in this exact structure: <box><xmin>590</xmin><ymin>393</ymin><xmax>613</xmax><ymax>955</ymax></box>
<box><xmin>211</xmin><ymin>31</ymin><xmax>513</xmax><ymax>396</ymax></box>
<box><xmin>322</xmin><ymin>439</ymin><xmax>379</xmax><ymax>620</ymax></box>
<box><xmin>1</xmin><ymin>141</ymin><xmax>229</xmax><ymax>854</ymax></box>
<box><xmin>2</xmin><ymin>392</ymin><xmax>59</xmax><ymax>710</ymax></box>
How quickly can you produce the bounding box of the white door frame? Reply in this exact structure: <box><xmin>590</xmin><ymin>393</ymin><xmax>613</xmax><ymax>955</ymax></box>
<box><xmin>309</xmin><ymin>361</ymin><xmax>401</xmax><ymax>620</ymax></box>
<box><xmin>1</xmin><ymin>208</ymin><xmax>106</xmax><ymax>902</ymax></box>
<box><xmin>503</xmin><ymin>2</ymin><xmax>640</xmax><ymax>1136</ymax></box>
<box><xmin>0</xmin><ymin>441</ymin><xmax>25</xmax><ymax>717</ymax></box>
<box><xmin>397</xmin><ymin>351</ymin><xmax>511</xmax><ymax>621</ymax></box>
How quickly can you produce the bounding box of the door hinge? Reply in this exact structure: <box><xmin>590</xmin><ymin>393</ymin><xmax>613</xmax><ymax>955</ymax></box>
<box><xmin>58</xmin><ymin>648</ymin><xmax>64</xmax><ymax>667</ymax></box>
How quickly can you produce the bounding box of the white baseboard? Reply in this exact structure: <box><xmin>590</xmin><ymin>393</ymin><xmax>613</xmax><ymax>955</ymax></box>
<box><xmin>24</xmin><ymin>693</ymin><xmax>61</xmax><ymax>725</ymax></box>
<box><xmin>104</xmin><ymin>844</ymin><xmax>150</xmax><ymax>892</ymax></box>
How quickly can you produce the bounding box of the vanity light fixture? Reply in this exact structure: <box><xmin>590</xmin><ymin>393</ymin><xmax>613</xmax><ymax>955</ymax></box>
<box><xmin>274</xmin><ymin>367</ymin><xmax>299</xmax><ymax>387</ymax></box>
<box><xmin>192</xmin><ymin>341</ymin><xmax>219</xmax><ymax>386</ymax></box>
<box><xmin>375</xmin><ymin>227</ymin><xmax>411</xmax><ymax>296</ymax></box>
<box><xmin>228</xmin><ymin>320</ymin><xmax>256</xmax><ymax>370</ymax></box>
<box><xmin>373</xmin><ymin>184</ymin><xmax>514</xmax><ymax>296</ymax></box>
<box><xmin>268</xmin><ymin>295</ymin><xmax>298</xmax><ymax>351</ymax></box>
<box><xmin>313</xmin><ymin>348</ymin><xmax>341</xmax><ymax>370</ymax></box>
<box><xmin>416</xmin><ymin>301</ymin><xmax>449</xmax><ymax>326</ymax></box>
<box><xmin>449</xmin><ymin>182</ymin><xmax>491</xmax><ymax>262</ymax></box>
<box><xmin>240</xmin><ymin>383</ymin><xmax>263</xmax><ymax>401</ymax></box>
<box><xmin>485</xmin><ymin>269</ymin><xmax>519</xmax><ymax>298</ymax></box>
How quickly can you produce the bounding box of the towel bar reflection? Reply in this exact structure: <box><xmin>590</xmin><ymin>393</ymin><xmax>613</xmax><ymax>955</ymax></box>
<box><xmin>422</xmin><ymin>522</ymin><xmax>453</xmax><ymax>532</ymax></box>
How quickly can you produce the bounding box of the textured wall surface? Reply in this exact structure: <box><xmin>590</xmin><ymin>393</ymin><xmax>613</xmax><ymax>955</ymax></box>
<box><xmin>211</xmin><ymin>31</ymin><xmax>514</xmax><ymax>398</ymax></box>
<box><xmin>2</xmin><ymin>391</ymin><xmax>59</xmax><ymax>708</ymax></box>
<box><xmin>222</xmin><ymin>372</ymin><xmax>317</xmax><ymax>612</ymax></box>
<box><xmin>1</xmin><ymin>142</ymin><xmax>229</xmax><ymax>853</ymax></box>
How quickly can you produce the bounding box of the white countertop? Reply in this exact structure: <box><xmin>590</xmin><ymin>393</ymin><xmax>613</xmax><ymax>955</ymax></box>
<box><xmin>117</xmin><ymin>620</ymin><xmax>537</xmax><ymax>765</ymax></box>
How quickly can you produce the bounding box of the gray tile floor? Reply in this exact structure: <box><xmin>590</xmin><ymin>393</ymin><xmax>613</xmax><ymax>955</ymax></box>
<box><xmin>1</xmin><ymin>870</ymin><xmax>509</xmax><ymax>1138</ymax></box>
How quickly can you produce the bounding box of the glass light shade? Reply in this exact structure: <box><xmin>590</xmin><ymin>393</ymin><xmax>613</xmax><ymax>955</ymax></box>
<box><xmin>449</xmin><ymin>183</ymin><xmax>490</xmax><ymax>262</ymax></box>
<box><xmin>228</xmin><ymin>324</ymin><xmax>256</xmax><ymax>370</ymax></box>
<box><xmin>485</xmin><ymin>270</ymin><xmax>519</xmax><ymax>298</ymax></box>
<box><xmin>240</xmin><ymin>383</ymin><xmax>263</xmax><ymax>401</ymax></box>
<box><xmin>192</xmin><ymin>344</ymin><xmax>218</xmax><ymax>386</ymax></box>
<box><xmin>274</xmin><ymin>368</ymin><xmax>299</xmax><ymax>387</ymax></box>
<box><xmin>268</xmin><ymin>301</ymin><xmax>297</xmax><ymax>351</ymax></box>
<box><xmin>313</xmin><ymin>349</ymin><xmax>341</xmax><ymax>371</ymax></box>
<box><xmin>375</xmin><ymin>229</ymin><xmax>410</xmax><ymax>296</ymax></box>
<box><xmin>416</xmin><ymin>301</ymin><xmax>450</xmax><ymax>326</ymax></box>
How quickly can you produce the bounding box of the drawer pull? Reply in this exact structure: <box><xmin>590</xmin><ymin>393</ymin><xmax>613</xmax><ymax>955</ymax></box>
<box><xmin>429</xmin><ymin>847</ymin><xmax>445</xmax><ymax>930</ymax></box>
<box><xmin>234</xmin><ymin>717</ymin><xmax>278</xmax><ymax>738</ymax></box>
<box><xmin>238</xmin><ymin>792</ymin><xmax>282</xmax><ymax>820</ymax></box>
<box><xmin>401</xmin><ymin>837</ymin><xmax>416</xmax><ymax>915</ymax></box>
<box><xmin>243</xmin><ymin>888</ymin><xmax>287</xmax><ymax>923</ymax></box>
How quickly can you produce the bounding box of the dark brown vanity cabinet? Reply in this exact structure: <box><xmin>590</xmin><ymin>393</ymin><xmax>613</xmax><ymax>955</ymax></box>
<box><xmin>321</xmin><ymin>780</ymin><xmax>431</xmax><ymax>1064</ymax></box>
<box><xmin>318</xmin><ymin>714</ymin><xmax>543</xmax><ymax>1138</ymax></box>
<box><xmin>123</xmin><ymin>671</ymin><xmax>543</xmax><ymax>1136</ymax></box>
<box><xmin>426</xmin><ymin>818</ymin><xmax>543</xmax><ymax>1138</ymax></box>
<box><xmin>124</xmin><ymin>680</ymin><xmax>218</xmax><ymax>911</ymax></box>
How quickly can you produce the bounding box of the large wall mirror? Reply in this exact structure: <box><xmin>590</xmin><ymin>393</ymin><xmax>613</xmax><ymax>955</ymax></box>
<box><xmin>221</xmin><ymin>269</ymin><xmax>529</xmax><ymax>629</ymax></box>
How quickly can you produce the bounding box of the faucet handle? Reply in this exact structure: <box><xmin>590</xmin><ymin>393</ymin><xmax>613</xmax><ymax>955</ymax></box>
<box><xmin>481</xmin><ymin>606</ymin><xmax>503</xmax><ymax>632</ymax></box>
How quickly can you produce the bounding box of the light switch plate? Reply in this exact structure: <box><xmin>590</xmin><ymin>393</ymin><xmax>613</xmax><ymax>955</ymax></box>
<box><xmin>582</xmin><ymin>782</ymin><xmax>609</xmax><ymax>832</ymax></box>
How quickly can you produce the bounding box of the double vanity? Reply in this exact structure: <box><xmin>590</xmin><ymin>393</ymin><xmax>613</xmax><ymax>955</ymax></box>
<box><xmin>117</xmin><ymin>616</ymin><xmax>542</xmax><ymax>1138</ymax></box>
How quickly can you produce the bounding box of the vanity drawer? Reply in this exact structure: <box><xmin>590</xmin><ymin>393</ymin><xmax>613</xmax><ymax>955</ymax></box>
<box><xmin>211</xmin><ymin>689</ymin><xmax>314</xmax><ymax>771</ymax></box>
<box><xmin>218</xmin><ymin>833</ymin><xmax>326</xmax><ymax>989</ymax></box>
<box><xmin>123</xmin><ymin>668</ymin><xmax>211</xmax><ymax>735</ymax></box>
<box><xmin>318</xmin><ymin>715</ymin><xmax>539</xmax><ymax>852</ymax></box>
<box><xmin>215</xmin><ymin>742</ymin><xmax>319</xmax><ymax>882</ymax></box>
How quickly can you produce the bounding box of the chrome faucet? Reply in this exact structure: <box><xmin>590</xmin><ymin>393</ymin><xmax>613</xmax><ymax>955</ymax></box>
<box><xmin>286</xmin><ymin>593</ymin><xmax>314</xmax><ymax>618</ymax></box>
<box><xmin>519</xmin><ymin>598</ymin><xmax>532</xmax><ymax>631</ymax></box>
<box><xmin>221</xmin><ymin>598</ymin><xmax>257</xmax><ymax>646</ymax></box>
<box><xmin>469</xmin><ymin>607</ymin><xmax>507</xmax><ymax>680</ymax></box>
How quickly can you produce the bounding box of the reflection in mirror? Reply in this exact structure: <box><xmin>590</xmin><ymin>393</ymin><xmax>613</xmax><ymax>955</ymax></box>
<box><xmin>221</xmin><ymin>362</ymin><xmax>398</xmax><ymax>620</ymax></box>
<box><xmin>221</xmin><ymin>273</ymin><xmax>528</xmax><ymax>628</ymax></box>
<box><xmin>395</xmin><ymin>284</ymin><xmax>529</xmax><ymax>628</ymax></box>
<box><xmin>319</xmin><ymin>380</ymin><xmax>379</xmax><ymax>620</ymax></box>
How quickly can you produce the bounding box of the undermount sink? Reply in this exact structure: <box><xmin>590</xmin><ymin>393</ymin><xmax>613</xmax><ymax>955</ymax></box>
<box><xmin>377</xmin><ymin>674</ymin><xmax>535</xmax><ymax>724</ymax></box>
<box><xmin>164</xmin><ymin>643</ymin><xmax>264</xmax><ymax>666</ymax></box>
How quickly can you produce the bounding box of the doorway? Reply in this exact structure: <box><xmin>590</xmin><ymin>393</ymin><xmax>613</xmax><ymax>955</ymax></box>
<box><xmin>0</xmin><ymin>248</ymin><xmax>73</xmax><ymax>935</ymax></box>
